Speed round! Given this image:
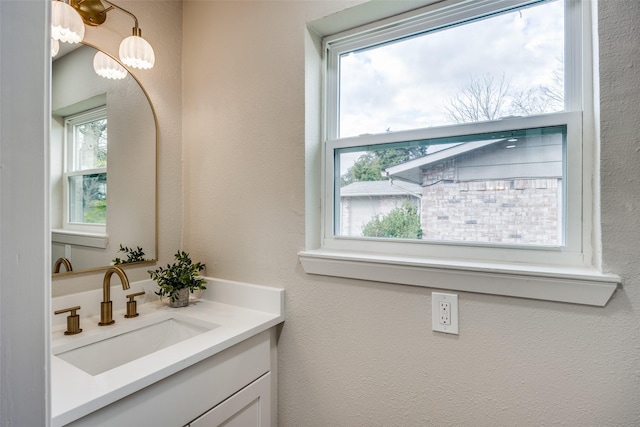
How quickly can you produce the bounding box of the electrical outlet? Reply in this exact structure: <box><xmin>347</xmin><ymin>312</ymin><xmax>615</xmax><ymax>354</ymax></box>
<box><xmin>432</xmin><ymin>292</ymin><xmax>459</xmax><ymax>334</ymax></box>
<box><xmin>439</xmin><ymin>301</ymin><xmax>451</xmax><ymax>325</ymax></box>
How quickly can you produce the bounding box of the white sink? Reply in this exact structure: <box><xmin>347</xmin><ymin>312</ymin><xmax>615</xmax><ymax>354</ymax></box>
<box><xmin>54</xmin><ymin>315</ymin><xmax>219</xmax><ymax>375</ymax></box>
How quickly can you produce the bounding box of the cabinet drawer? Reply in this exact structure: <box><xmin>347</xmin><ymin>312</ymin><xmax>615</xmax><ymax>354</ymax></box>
<box><xmin>188</xmin><ymin>372</ymin><xmax>271</xmax><ymax>427</ymax></box>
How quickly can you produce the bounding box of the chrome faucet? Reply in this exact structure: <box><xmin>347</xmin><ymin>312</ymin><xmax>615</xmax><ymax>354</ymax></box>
<box><xmin>53</xmin><ymin>257</ymin><xmax>73</xmax><ymax>273</ymax></box>
<box><xmin>99</xmin><ymin>266</ymin><xmax>130</xmax><ymax>326</ymax></box>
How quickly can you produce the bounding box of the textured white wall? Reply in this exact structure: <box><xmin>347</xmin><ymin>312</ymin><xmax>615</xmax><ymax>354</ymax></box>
<box><xmin>182</xmin><ymin>1</ymin><xmax>640</xmax><ymax>426</ymax></box>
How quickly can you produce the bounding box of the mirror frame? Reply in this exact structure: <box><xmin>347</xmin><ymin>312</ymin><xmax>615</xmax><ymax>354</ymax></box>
<box><xmin>52</xmin><ymin>42</ymin><xmax>158</xmax><ymax>277</ymax></box>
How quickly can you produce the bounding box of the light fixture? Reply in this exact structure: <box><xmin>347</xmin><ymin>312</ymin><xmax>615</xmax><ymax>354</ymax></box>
<box><xmin>51</xmin><ymin>0</ymin><xmax>155</xmax><ymax>70</ymax></box>
<box><xmin>119</xmin><ymin>28</ymin><xmax>155</xmax><ymax>69</ymax></box>
<box><xmin>51</xmin><ymin>0</ymin><xmax>85</xmax><ymax>44</ymax></box>
<box><xmin>93</xmin><ymin>51</ymin><xmax>127</xmax><ymax>79</ymax></box>
<box><xmin>69</xmin><ymin>0</ymin><xmax>155</xmax><ymax>70</ymax></box>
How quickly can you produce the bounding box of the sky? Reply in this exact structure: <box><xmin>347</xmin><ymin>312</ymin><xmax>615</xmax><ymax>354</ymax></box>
<box><xmin>338</xmin><ymin>0</ymin><xmax>565</xmax><ymax>139</ymax></box>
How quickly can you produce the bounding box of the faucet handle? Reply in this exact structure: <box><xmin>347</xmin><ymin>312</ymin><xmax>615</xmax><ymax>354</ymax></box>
<box><xmin>125</xmin><ymin>291</ymin><xmax>145</xmax><ymax>318</ymax></box>
<box><xmin>54</xmin><ymin>306</ymin><xmax>83</xmax><ymax>335</ymax></box>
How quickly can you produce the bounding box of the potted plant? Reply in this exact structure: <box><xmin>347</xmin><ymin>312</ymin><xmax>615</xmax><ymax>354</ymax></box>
<box><xmin>148</xmin><ymin>250</ymin><xmax>206</xmax><ymax>307</ymax></box>
<box><xmin>112</xmin><ymin>244</ymin><xmax>147</xmax><ymax>265</ymax></box>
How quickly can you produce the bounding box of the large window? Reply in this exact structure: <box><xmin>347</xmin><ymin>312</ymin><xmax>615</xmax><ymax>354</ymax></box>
<box><xmin>324</xmin><ymin>0</ymin><xmax>581</xmax><ymax>265</ymax></box>
<box><xmin>300</xmin><ymin>0</ymin><xmax>620</xmax><ymax>305</ymax></box>
<box><xmin>64</xmin><ymin>107</ymin><xmax>107</xmax><ymax>233</ymax></box>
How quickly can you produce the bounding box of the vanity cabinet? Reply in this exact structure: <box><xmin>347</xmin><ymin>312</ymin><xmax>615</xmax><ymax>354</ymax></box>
<box><xmin>66</xmin><ymin>330</ymin><xmax>274</xmax><ymax>427</ymax></box>
<box><xmin>187</xmin><ymin>372</ymin><xmax>270</xmax><ymax>426</ymax></box>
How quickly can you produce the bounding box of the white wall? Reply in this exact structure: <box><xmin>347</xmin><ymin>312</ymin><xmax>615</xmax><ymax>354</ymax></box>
<box><xmin>0</xmin><ymin>1</ymin><xmax>50</xmax><ymax>425</ymax></box>
<box><xmin>182</xmin><ymin>1</ymin><xmax>640</xmax><ymax>425</ymax></box>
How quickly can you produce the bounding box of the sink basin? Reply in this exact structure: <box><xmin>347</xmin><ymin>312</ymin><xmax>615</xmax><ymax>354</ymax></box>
<box><xmin>54</xmin><ymin>315</ymin><xmax>219</xmax><ymax>375</ymax></box>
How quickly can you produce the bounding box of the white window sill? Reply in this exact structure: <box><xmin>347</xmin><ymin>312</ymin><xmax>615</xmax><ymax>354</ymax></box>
<box><xmin>298</xmin><ymin>250</ymin><xmax>620</xmax><ymax>306</ymax></box>
<box><xmin>51</xmin><ymin>229</ymin><xmax>108</xmax><ymax>249</ymax></box>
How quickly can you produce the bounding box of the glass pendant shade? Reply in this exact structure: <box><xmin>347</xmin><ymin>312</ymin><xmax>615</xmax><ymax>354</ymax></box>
<box><xmin>93</xmin><ymin>51</ymin><xmax>127</xmax><ymax>80</ymax></box>
<box><xmin>51</xmin><ymin>37</ymin><xmax>60</xmax><ymax>57</ymax></box>
<box><xmin>51</xmin><ymin>1</ymin><xmax>85</xmax><ymax>44</ymax></box>
<box><xmin>119</xmin><ymin>35</ymin><xmax>155</xmax><ymax>70</ymax></box>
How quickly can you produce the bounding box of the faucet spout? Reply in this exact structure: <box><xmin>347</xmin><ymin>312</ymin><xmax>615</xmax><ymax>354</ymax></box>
<box><xmin>99</xmin><ymin>266</ymin><xmax>130</xmax><ymax>326</ymax></box>
<box><xmin>53</xmin><ymin>257</ymin><xmax>73</xmax><ymax>273</ymax></box>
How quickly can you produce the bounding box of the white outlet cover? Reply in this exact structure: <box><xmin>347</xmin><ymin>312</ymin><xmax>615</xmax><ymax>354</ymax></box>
<box><xmin>432</xmin><ymin>292</ymin><xmax>459</xmax><ymax>334</ymax></box>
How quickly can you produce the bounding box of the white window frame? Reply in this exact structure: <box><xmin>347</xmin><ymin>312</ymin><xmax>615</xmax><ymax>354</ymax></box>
<box><xmin>326</xmin><ymin>114</ymin><xmax>579</xmax><ymax>262</ymax></box>
<box><xmin>63</xmin><ymin>107</ymin><xmax>107</xmax><ymax>235</ymax></box>
<box><xmin>299</xmin><ymin>0</ymin><xmax>620</xmax><ymax>306</ymax></box>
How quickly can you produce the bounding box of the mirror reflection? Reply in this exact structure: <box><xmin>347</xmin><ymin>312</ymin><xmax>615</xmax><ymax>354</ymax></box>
<box><xmin>51</xmin><ymin>44</ymin><xmax>156</xmax><ymax>275</ymax></box>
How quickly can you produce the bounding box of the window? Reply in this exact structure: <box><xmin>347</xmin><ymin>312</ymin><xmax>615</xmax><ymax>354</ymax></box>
<box><xmin>335</xmin><ymin>124</ymin><xmax>568</xmax><ymax>248</ymax></box>
<box><xmin>300</xmin><ymin>0</ymin><xmax>620</xmax><ymax>306</ymax></box>
<box><xmin>64</xmin><ymin>107</ymin><xmax>108</xmax><ymax>233</ymax></box>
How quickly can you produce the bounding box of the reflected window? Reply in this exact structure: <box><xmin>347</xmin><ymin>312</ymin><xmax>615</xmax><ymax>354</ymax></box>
<box><xmin>64</xmin><ymin>107</ymin><xmax>107</xmax><ymax>232</ymax></box>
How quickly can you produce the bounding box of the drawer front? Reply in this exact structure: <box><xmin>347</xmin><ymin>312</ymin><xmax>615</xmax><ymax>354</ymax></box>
<box><xmin>189</xmin><ymin>372</ymin><xmax>271</xmax><ymax>427</ymax></box>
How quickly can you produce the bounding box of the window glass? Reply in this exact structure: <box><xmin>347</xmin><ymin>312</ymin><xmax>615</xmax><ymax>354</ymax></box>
<box><xmin>68</xmin><ymin>173</ymin><xmax>107</xmax><ymax>224</ymax></box>
<box><xmin>338</xmin><ymin>0</ymin><xmax>564</xmax><ymax>138</ymax></box>
<box><xmin>65</xmin><ymin>108</ymin><xmax>108</xmax><ymax>227</ymax></box>
<box><xmin>335</xmin><ymin>125</ymin><xmax>565</xmax><ymax>247</ymax></box>
<box><xmin>324</xmin><ymin>0</ymin><xmax>584</xmax><ymax>258</ymax></box>
<box><xmin>70</xmin><ymin>116</ymin><xmax>107</xmax><ymax>171</ymax></box>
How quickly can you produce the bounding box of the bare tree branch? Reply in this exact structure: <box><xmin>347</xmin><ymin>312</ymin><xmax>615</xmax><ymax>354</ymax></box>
<box><xmin>511</xmin><ymin>56</ymin><xmax>564</xmax><ymax>116</ymax></box>
<box><xmin>445</xmin><ymin>60</ymin><xmax>564</xmax><ymax>123</ymax></box>
<box><xmin>511</xmin><ymin>86</ymin><xmax>555</xmax><ymax>115</ymax></box>
<box><xmin>445</xmin><ymin>72</ymin><xmax>511</xmax><ymax>123</ymax></box>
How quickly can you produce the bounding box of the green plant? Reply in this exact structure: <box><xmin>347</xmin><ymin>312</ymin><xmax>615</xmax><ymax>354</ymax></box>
<box><xmin>362</xmin><ymin>201</ymin><xmax>423</xmax><ymax>239</ymax></box>
<box><xmin>113</xmin><ymin>244</ymin><xmax>146</xmax><ymax>265</ymax></box>
<box><xmin>148</xmin><ymin>251</ymin><xmax>206</xmax><ymax>302</ymax></box>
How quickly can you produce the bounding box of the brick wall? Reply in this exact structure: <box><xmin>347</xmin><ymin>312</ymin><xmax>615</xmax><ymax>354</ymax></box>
<box><xmin>421</xmin><ymin>163</ymin><xmax>561</xmax><ymax>245</ymax></box>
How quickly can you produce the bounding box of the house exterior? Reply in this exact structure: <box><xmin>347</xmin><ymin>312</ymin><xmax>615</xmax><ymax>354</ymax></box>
<box><xmin>340</xmin><ymin>132</ymin><xmax>563</xmax><ymax>245</ymax></box>
<box><xmin>385</xmin><ymin>131</ymin><xmax>563</xmax><ymax>245</ymax></box>
<box><xmin>339</xmin><ymin>180</ymin><xmax>422</xmax><ymax>237</ymax></box>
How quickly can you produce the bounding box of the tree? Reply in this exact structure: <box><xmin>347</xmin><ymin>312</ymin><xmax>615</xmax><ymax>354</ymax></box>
<box><xmin>444</xmin><ymin>72</ymin><xmax>511</xmax><ymax>123</ymax></box>
<box><xmin>511</xmin><ymin>59</ymin><xmax>564</xmax><ymax>115</ymax></box>
<box><xmin>341</xmin><ymin>152</ymin><xmax>382</xmax><ymax>185</ymax></box>
<box><xmin>362</xmin><ymin>202</ymin><xmax>423</xmax><ymax>239</ymax></box>
<box><xmin>510</xmin><ymin>86</ymin><xmax>556</xmax><ymax>115</ymax></box>
<box><xmin>341</xmin><ymin>146</ymin><xmax>430</xmax><ymax>186</ymax></box>
<box><xmin>81</xmin><ymin>173</ymin><xmax>106</xmax><ymax>224</ymax></box>
<box><xmin>445</xmin><ymin>66</ymin><xmax>564</xmax><ymax>123</ymax></box>
<box><xmin>78</xmin><ymin>118</ymin><xmax>107</xmax><ymax>168</ymax></box>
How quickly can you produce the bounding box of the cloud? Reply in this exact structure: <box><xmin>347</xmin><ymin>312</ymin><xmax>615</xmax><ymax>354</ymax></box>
<box><xmin>338</xmin><ymin>0</ymin><xmax>564</xmax><ymax>138</ymax></box>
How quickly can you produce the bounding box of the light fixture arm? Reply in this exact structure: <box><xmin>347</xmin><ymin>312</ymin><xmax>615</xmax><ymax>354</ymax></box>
<box><xmin>101</xmin><ymin>0</ymin><xmax>140</xmax><ymax>34</ymax></box>
<box><xmin>71</xmin><ymin>0</ymin><xmax>140</xmax><ymax>33</ymax></box>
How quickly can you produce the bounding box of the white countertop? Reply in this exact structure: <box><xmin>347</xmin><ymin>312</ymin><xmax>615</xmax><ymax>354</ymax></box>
<box><xmin>50</xmin><ymin>277</ymin><xmax>284</xmax><ymax>427</ymax></box>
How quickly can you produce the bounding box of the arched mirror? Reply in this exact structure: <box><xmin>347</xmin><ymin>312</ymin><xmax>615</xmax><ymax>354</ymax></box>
<box><xmin>51</xmin><ymin>44</ymin><xmax>157</xmax><ymax>275</ymax></box>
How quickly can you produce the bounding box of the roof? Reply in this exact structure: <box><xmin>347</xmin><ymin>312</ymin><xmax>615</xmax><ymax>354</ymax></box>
<box><xmin>340</xmin><ymin>180</ymin><xmax>422</xmax><ymax>197</ymax></box>
<box><xmin>385</xmin><ymin>139</ymin><xmax>503</xmax><ymax>184</ymax></box>
<box><xmin>384</xmin><ymin>132</ymin><xmax>564</xmax><ymax>184</ymax></box>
